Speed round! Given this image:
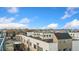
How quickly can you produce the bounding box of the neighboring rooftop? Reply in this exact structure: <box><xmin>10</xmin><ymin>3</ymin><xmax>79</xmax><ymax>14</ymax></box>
<box><xmin>29</xmin><ymin>36</ymin><xmax>53</xmax><ymax>43</ymax></box>
<box><xmin>54</xmin><ymin>33</ymin><xmax>72</xmax><ymax>39</ymax></box>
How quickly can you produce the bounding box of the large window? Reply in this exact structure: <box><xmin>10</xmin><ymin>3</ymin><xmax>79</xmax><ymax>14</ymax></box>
<box><xmin>30</xmin><ymin>42</ymin><xmax>32</xmax><ymax>46</ymax></box>
<box><xmin>27</xmin><ymin>41</ymin><xmax>28</xmax><ymax>44</ymax></box>
<box><xmin>37</xmin><ymin>43</ymin><xmax>39</xmax><ymax>45</ymax></box>
<box><xmin>49</xmin><ymin>35</ymin><xmax>51</xmax><ymax>37</ymax></box>
<box><xmin>34</xmin><ymin>44</ymin><xmax>36</xmax><ymax>49</ymax></box>
<box><xmin>69</xmin><ymin>48</ymin><xmax>71</xmax><ymax>51</ymax></box>
<box><xmin>46</xmin><ymin>35</ymin><xmax>48</xmax><ymax>37</ymax></box>
<box><xmin>44</xmin><ymin>35</ymin><xmax>45</xmax><ymax>37</ymax></box>
<box><xmin>63</xmin><ymin>48</ymin><xmax>67</xmax><ymax>51</ymax></box>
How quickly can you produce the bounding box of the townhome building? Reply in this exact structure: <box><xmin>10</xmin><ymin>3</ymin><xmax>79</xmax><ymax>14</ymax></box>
<box><xmin>68</xmin><ymin>31</ymin><xmax>79</xmax><ymax>51</ymax></box>
<box><xmin>16</xmin><ymin>30</ymin><xmax>72</xmax><ymax>51</ymax></box>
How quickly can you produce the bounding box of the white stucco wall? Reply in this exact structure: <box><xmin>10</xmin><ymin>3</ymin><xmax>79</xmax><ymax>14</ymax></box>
<box><xmin>27</xmin><ymin>32</ymin><xmax>33</xmax><ymax>36</ymax></box>
<box><xmin>27</xmin><ymin>31</ymin><xmax>53</xmax><ymax>39</ymax></box>
<box><xmin>69</xmin><ymin>32</ymin><xmax>79</xmax><ymax>39</ymax></box>
<box><xmin>16</xmin><ymin>35</ymin><xmax>58</xmax><ymax>51</ymax></box>
<box><xmin>49</xmin><ymin>43</ymin><xmax>58</xmax><ymax>51</ymax></box>
<box><xmin>39</xmin><ymin>32</ymin><xmax>53</xmax><ymax>39</ymax></box>
<box><xmin>72</xmin><ymin>40</ymin><xmax>79</xmax><ymax>51</ymax></box>
<box><xmin>69</xmin><ymin>32</ymin><xmax>79</xmax><ymax>51</ymax></box>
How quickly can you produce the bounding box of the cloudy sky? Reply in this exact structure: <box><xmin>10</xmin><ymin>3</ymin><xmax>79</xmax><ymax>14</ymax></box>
<box><xmin>0</xmin><ymin>7</ymin><xmax>79</xmax><ymax>29</ymax></box>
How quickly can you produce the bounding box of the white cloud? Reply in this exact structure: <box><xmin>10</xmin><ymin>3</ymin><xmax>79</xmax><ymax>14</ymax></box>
<box><xmin>34</xmin><ymin>23</ymin><xmax>58</xmax><ymax>29</ymax></box>
<box><xmin>64</xmin><ymin>19</ymin><xmax>79</xmax><ymax>29</ymax></box>
<box><xmin>0</xmin><ymin>17</ymin><xmax>15</xmax><ymax>23</ymax></box>
<box><xmin>7</xmin><ymin>7</ymin><xmax>18</xmax><ymax>13</ymax></box>
<box><xmin>47</xmin><ymin>23</ymin><xmax>58</xmax><ymax>29</ymax></box>
<box><xmin>19</xmin><ymin>18</ymin><xmax>30</xmax><ymax>24</ymax></box>
<box><xmin>0</xmin><ymin>17</ymin><xmax>30</xmax><ymax>29</ymax></box>
<box><xmin>61</xmin><ymin>7</ymin><xmax>78</xmax><ymax>20</ymax></box>
<box><xmin>0</xmin><ymin>23</ymin><xmax>26</xmax><ymax>29</ymax></box>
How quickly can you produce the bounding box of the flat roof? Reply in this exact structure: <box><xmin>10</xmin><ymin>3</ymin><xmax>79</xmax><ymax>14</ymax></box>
<box><xmin>29</xmin><ymin>36</ymin><xmax>53</xmax><ymax>43</ymax></box>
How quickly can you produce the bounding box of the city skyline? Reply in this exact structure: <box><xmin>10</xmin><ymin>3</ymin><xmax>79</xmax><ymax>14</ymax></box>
<box><xmin>0</xmin><ymin>7</ymin><xmax>79</xmax><ymax>29</ymax></box>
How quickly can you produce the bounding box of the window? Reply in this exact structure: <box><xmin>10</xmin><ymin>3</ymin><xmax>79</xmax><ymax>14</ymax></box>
<box><xmin>30</xmin><ymin>42</ymin><xmax>32</xmax><ymax>46</ymax></box>
<box><xmin>73</xmin><ymin>34</ymin><xmax>74</xmax><ymax>37</ymax></box>
<box><xmin>58</xmin><ymin>49</ymin><xmax>61</xmax><ymax>51</ymax></box>
<box><xmin>63</xmin><ymin>48</ymin><xmax>67</xmax><ymax>51</ymax></box>
<box><xmin>49</xmin><ymin>35</ymin><xmax>51</xmax><ymax>37</ymax></box>
<box><xmin>37</xmin><ymin>43</ymin><xmax>39</xmax><ymax>45</ymax></box>
<box><xmin>34</xmin><ymin>44</ymin><xmax>36</xmax><ymax>49</ymax></box>
<box><xmin>47</xmin><ymin>35</ymin><xmax>48</xmax><ymax>37</ymax></box>
<box><xmin>69</xmin><ymin>48</ymin><xmax>71</xmax><ymax>51</ymax></box>
<box><xmin>44</xmin><ymin>35</ymin><xmax>45</xmax><ymax>37</ymax></box>
<box><xmin>27</xmin><ymin>41</ymin><xmax>28</xmax><ymax>44</ymax></box>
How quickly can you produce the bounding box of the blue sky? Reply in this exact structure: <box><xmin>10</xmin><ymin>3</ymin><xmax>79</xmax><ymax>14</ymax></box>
<box><xmin>0</xmin><ymin>7</ymin><xmax>79</xmax><ymax>29</ymax></box>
